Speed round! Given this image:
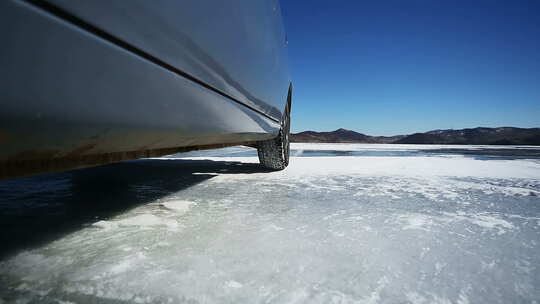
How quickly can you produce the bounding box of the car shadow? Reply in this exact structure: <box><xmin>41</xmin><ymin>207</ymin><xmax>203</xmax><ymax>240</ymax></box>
<box><xmin>0</xmin><ymin>158</ymin><xmax>269</xmax><ymax>260</ymax></box>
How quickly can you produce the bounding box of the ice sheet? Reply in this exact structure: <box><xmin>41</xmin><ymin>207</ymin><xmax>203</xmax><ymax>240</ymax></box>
<box><xmin>1</xmin><ymin>146</ymin><xmax>539</xmax><ymax>303</ymax></box>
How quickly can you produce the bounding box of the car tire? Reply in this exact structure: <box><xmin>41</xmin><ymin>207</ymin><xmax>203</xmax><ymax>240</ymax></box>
<box><xmin>257</xmin><ymin>91</ymin><xmax>291</xmax><ymax>170</ymax></box>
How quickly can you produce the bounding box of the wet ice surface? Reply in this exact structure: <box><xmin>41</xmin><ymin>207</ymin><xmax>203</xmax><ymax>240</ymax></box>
<box><xmin>1</xmin><ymin>144</ymin><xmax>540</xmax><ymax>303</ymax></box>
<box><xmin>179</xmin><ymin>143</ymin><xmax>540</xmax><ymax>159</ymax></box>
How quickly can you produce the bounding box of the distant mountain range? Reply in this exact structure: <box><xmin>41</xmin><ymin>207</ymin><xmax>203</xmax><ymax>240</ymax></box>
<box><xmin>291</xmin><ymin>127</ymin><xmax>540</xmax><ymax>145</ymax></box>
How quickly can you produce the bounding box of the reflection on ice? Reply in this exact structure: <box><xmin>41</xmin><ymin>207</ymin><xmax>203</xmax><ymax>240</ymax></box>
<box><xmin>0</xmin><ymin>144</ymin><xmax>539</xmax><ymax>303</ymax></box>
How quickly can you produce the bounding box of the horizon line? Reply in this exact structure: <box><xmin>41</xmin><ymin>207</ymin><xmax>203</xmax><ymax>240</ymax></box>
<box><xmin>292</xmin><ymin>126</ymin><xmax>540</xmax><ymax>137</ymax></box>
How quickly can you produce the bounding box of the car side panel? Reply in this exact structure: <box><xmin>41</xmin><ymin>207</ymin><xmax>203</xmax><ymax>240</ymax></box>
<box><xmin>0</xmin><ymin>0</ymin><xmax>280</xmax><ymax>164</ymax></box>
<box><xmin>44</xmin><ymin>0</ymin><xmax>291</xmax><ymax>120</ymax></box>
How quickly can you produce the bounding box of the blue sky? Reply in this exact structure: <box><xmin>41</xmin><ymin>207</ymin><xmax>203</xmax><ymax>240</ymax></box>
<box><xmin>280</xmin><ymin>0</ymin><xmax>540</xmax><ymax>135</ymax></box>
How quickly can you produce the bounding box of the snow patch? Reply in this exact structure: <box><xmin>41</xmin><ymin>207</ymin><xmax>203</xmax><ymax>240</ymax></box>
<box><xmin>160</xmin><ymin>200</ymin><xmax>196</xmax><ymax>215</ymax></box>
<box><xmin>105</xmin><ymin>252</ymin><xmax>147</xmax><ymax>276</ymax></box>
<box><xmin>443</xmin><ymin>212</ymin><xmax>515</xmax><ymax>234</ymax></box>
<box><xmin>92</xmin><ymin>220</ymin><xmax>117</xmax><ymax>230</ymax></box>
<box><xmin>399</xmin><ymin>214</ymin><xmax>433</xmax><ymax>231</ymax></box>
<box><xmin>116</xmin><ymin>214</ymin><xmax>179</xmax><ymax>231</ymax></box>
<box><xmin>189</xmin><ymin>155</ymin><xmax>540</xmax><ymax>180</ymax></box>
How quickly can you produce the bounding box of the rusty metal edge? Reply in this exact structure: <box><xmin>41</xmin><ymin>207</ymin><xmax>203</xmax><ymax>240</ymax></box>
<box><xmin>0</xmin><ymin>141</ymin><xmax>258</xmax><ymax>181</ymax></box>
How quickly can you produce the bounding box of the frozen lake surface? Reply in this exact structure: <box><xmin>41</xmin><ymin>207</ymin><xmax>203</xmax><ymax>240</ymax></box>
<box><xmin>1</xmin><ymin>143</ymin><xmax>540</xmax><ymax>303</ymax></box>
